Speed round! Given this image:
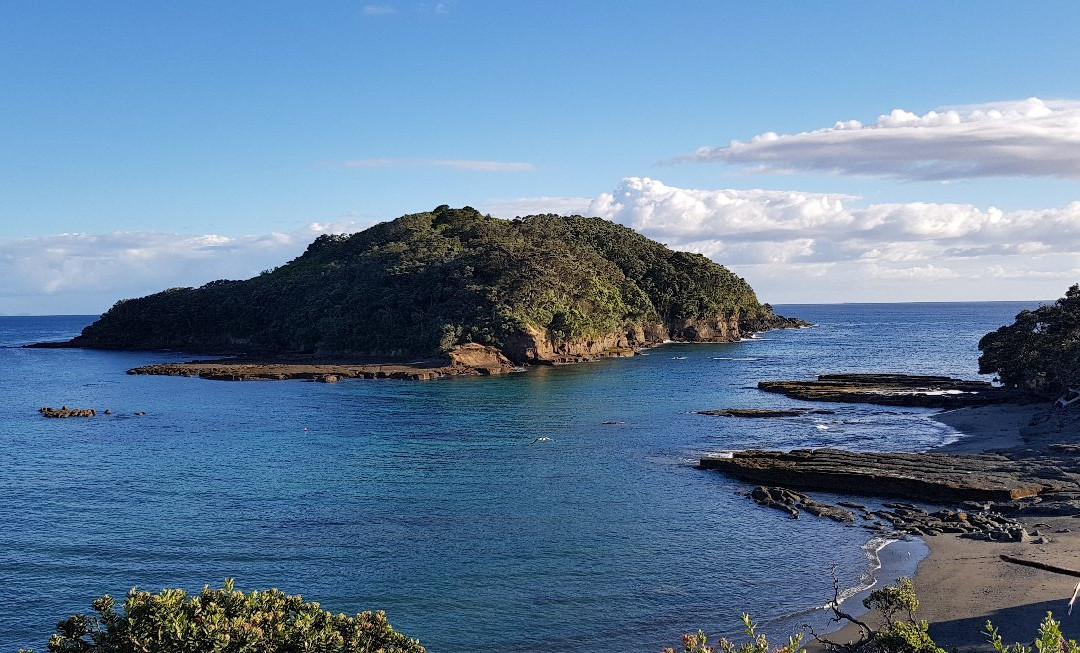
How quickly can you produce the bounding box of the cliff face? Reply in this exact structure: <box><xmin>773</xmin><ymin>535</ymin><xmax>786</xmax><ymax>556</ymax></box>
<box><xmin>501</xmin><ymin>314</ymin><xmax>801</xmax><ymax>365</ymax></box>
<box><xmin>69</xmin><ymin>206</ymin><xmax>802</xmax><ymax>361</ymax></box>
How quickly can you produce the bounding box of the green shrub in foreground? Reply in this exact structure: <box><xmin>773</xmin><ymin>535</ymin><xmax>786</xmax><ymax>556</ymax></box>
<box><xmin>863</xmin><ymin>577</ymin><xmax>943</xmax><ymax>653</ymax></box>
<box><xmin>662</xmin><ymin>613</ymin><xmax>804</xmax><ymax>653</ymax></box>
<box><xmin>667</xmin><ymin>578</ymin><xmax>1078</xmax><ymax>653</ymax></box>
<box><xmin>26</xmin><ymin>579</ymin><xmax>424</xmax><ymax>653</ymax></box>
<box><xmin>986</xmin><ymin>613</ymin><xmax>1080</xmax><ymax>653</ymax></box>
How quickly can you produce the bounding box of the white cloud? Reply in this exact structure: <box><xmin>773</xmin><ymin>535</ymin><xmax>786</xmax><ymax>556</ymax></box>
<box><xmin>866</xmin><ymin>263</ymin><xmax>959</xmax><ymax>280</ymax></box>
<box><xmin>362</xmin><ymin>5</ymin><xmax>395</xmax><ymax>15</ymax></box>
<box><xmin>590</xmin><ymin>177</ymin><xmax>1080</xmax><ymax>256</ymax></box>
<box><xmin>341</xmin><ymin>158</ymin><xmax>534</xmax><ymax>172</ymax></box>
<box><xmin>6</xmin><ymin>176</ymin><xmax>1079</xmax><ymax>314</ymax></box>
<box><xmin>675</xmin><ymin>97</ymin><xmax>1080</xmax><ymax>181</ymax></box>
<box><xmin>588</xmin><ymin>177</ymin><xmax>1080</xmax><ymax>302</ymax></box>
<box><xmin>483</xmin><ymin>196</ymin><xmax>593</xmax><ymax>218</ymax></box>
<box><xmin>0</xmin><ymin>221</ymin><xmax>372</xmax><ymax>315</ymax></box>
<box><xmin>589</xmin><ymin>176</ymin><xmax>856</xmax><ymax>241</ymax></box>
<box><xmin>418</xmin><ymin>2</ymin><xmax>450</xmax><ymax>14</ymax></box>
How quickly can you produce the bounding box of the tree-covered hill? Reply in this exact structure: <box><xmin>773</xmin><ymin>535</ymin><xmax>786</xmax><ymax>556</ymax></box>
<box><xmin>979</xmin><ymin>284</ymin><xmax>1080</xmax><ymax>399</ymax></box>
<box><xmin>69</xmin><ymin>206</ymin><xmax>799</xmax><ymax>363</ymax></box>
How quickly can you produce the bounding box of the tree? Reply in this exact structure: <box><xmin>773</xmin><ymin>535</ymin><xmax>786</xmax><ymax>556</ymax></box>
<box><xmin>979</xmin><ymin>284</ymin><xmax>1080</xmax><ymax>399</ymax></box>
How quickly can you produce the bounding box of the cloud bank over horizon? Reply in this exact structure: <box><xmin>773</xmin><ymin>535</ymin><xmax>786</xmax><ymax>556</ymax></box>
<box><xmin>675</xmin><ymin>97</ymin><xmax>1080</xmax><ymax>181</ymax></box>
<box><xmin>3</xmin><ymin>177</ymin><xmax>1077</xmax><ymax>314</ymax></box>
<box><xmin>0</xmin><ymin>221</ymin><xmax>371</xmax><ymax>315</ymax></box>
<box><xmin>588</xmin><ymin>177</ymin><xmax>1080</xmax><ymax>303</ymax></box>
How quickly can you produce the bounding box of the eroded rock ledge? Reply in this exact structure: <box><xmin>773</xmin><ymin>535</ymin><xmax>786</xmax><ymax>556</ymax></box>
<box><xmin>700</xmin><ymin>448</ymin><xmax>1077</xmax><ymax>503</ymax></box>
<box><xmin>706</xmin><ymin>446</ymin><xmax>1080</xmax><ymax>544</ymax></box>
<box><xmin>758</xmin><ymin>374</ymin><xmax>1031</xmax><ymax>408</ymax></box>
<box><xmin>127</xmin><ymin>343</ymin><xmax>515</xmax><ymax>382</ymax></box>
<box><xmin>746</xmin><ymin>486</ymin><xmax>1038</xmax><ymax>542</ymax></box>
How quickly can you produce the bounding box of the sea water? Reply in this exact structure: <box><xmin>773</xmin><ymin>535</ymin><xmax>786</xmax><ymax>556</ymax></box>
<box><xmin>0</xmin><ymin>302</ymin><xmax>1042</xmax><ymax>652</ymax></box>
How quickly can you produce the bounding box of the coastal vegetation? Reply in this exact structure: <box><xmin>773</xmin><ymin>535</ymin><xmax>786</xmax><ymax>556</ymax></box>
<box><xmin>67</xmin><ymin>206</ymin><xmax>793</xmax><ymax>362</ymax></box>
<box><xmin>26</xmin><ymin>579</ymin><xmax>423</xmax><ymax>653</ymax></box>
<box><xmin>668</xmin><ymin>579</ymin><xmax>1078</xmax><ymax>653</ymax></box>
<box><xmin>26</xmin><ymin>577</ymin><xmax>1076</xmax><ymax>653</ymax></box>
<box><xmin>979</xmin><ymin>284</ymin><xmax>1080</xmax><ymax>399</ymax></box>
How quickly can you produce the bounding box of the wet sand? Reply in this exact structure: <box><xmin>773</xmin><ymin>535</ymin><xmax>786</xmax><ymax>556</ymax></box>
<box><xmin>812</xmin><ymin>402</ymin><xmax>1080</xmax><ymax>651</ymax></box>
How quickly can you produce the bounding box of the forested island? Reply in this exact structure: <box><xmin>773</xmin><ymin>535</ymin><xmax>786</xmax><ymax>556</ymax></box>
<box><xmin>50</xmin><ymin>206</ymin><xmax>803</xmax><ymax>374</ymax></box>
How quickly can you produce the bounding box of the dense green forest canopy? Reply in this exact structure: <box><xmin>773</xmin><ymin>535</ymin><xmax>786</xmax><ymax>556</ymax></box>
<box><xmin>979</xmin><ymin>284</ymin><xmax>1080</xmax><ymax>398</ymax></box>
<box><xmin>72</xmin><ymin>206</ymin><xmax>780</xmax><ymax>359</ymax></box>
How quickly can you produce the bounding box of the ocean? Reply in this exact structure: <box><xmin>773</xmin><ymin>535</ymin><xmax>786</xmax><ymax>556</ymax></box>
<box><xmin>0</xmin><ymin>302</ymin><xmax>1041</xmax><ymax>652</ymax></box>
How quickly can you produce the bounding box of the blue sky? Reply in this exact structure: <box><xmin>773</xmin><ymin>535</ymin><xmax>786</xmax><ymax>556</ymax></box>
<box><xmin>4</xmin><ymin>2</ymin><xmax>1080</xmax><ymax>313</ymax></box>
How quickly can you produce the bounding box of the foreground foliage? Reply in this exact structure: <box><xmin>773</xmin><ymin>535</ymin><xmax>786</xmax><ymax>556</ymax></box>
<box><xmin>662</xmin><ymin>614</ymin><xmax>804</xmax><ymax>653</ymax></box>
<box><xmin>861</xmin><ymin>578</ymin><xmax>943</xmax><ymax>653</ymax></box>
<box><xmin>979</xmin><ymin>284</ymin><xmax>1080</xmax><ymax>398</ymax></box>
<box><xmin>668</xmin><ymin>579</ymin><xmax>1077</xmax><ymax>653</ymax></box>
<box><xmin>986</xmin><ymin>613</ymin><xmax>1080</xmax><ymax>653</ymax></box>
<box><xmin>27</xmin><ymin>579</ymin><xmax>424</xmax><ymax>653</ymax></box>
<box><xmin>71</xmin><ymin>206</ymin><xmax>778</xmax><ymax>358</ymax></box>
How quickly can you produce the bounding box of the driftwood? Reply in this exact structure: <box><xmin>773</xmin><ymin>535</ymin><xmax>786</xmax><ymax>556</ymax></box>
<box><xmin>999</xmin><ymin>554</ymin><xmax>1080</xmax><ymax>578</ymax></box>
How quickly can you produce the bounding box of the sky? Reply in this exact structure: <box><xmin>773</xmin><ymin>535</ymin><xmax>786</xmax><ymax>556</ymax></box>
<box><xmin>3</xmin><ymin>2</ymin><xmax>1080</xmax><ymax>314</ymax></box>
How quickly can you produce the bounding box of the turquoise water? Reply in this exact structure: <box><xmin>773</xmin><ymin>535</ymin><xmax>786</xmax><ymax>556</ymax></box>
<box><xmin>0</xmin><ymin>302</ymin><xmax>1040</xmax><ymax>651</ymax></box>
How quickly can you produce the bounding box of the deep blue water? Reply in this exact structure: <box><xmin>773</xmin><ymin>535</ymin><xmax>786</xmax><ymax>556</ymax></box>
<box><xmin>0</xmin><ymin>302</ymin><xmax>1042</xmax><ymax>652</ymax></box>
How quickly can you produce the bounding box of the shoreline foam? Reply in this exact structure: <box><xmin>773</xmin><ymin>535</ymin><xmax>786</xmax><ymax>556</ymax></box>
<box><xmin>809</xmin><ymin>402</ymin><xmax>1080</xmax><ymax>651</ymax></box>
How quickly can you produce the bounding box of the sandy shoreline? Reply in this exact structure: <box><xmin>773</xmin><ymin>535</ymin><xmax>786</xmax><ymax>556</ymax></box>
<box><xmin>811</xmin><ymin>402</ymin><xmax>1080</xmax><ymax>651</ymax></box>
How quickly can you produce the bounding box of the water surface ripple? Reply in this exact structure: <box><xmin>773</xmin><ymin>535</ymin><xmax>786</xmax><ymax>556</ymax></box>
<box><xmin>0</xmin><ymin>303</ymin><xmax>1039</xmax><ymax>651</ymax></box>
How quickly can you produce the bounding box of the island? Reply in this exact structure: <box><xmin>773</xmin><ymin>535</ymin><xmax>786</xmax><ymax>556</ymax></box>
<box><xmin>33</xmin><ymin>206</ymin><xmax>804</xmax><ymax>378</ymax></box>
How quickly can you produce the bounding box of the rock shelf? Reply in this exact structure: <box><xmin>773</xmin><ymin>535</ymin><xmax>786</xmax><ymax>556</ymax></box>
<box><xmin>697</xmin><ymin>408</ymin><xmax>810</xmax><ymax>418</ymax></box>
<box><xmin>757</xmin><ymin>373</ymin><xmax>1030</xmax><ymax>408</ymax></box>
<box><xmin>700</xmin><ymin>448</ymin><xmax>1072</xmax><ymax>503</ymax></box>
<box><xmin>126</xmin><ymin>343</ymin><xmax>516</xmax><ymax>382</ymax></box>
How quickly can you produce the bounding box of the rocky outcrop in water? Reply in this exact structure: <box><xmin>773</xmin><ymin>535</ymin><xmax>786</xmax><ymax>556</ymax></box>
<box><xmin>701</xmin><ymin>448</ymin><xmax>1065</xmax><ymax>503</ymax></box>
<box><xmin>697</xmin><ymin>408</ymin><xmax>827</xmax><ymax>418</ymax></box>
<box><xmin>126</xmin><ymin>343</ymin><xmax>517</xmax><ymax>382</ymax></box>
<box><xmin>758</xmin><ymin>374</ymin><xmax>1031</xmax><ymax>408</ymax></box>
<box><xmin>39</xmin><ymin>406</ymin><xmax>96</xmax><ymax>418</ymax></box>
<box><xmin>749</xmin><ymin>486</ymin><xmax>855</xmax><ymax>521</ymax></box>
<box><xmin>742</xmin><ymin>487</ymin><xmax>1035</xmax><ymax>541</ymax></box>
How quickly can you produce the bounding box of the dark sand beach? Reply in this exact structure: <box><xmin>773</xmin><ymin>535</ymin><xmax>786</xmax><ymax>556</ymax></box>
<box><xmin>817</xmin><ymin>403</ymin><xmax>1080</xmax><ymax>651</ymax></box>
